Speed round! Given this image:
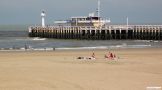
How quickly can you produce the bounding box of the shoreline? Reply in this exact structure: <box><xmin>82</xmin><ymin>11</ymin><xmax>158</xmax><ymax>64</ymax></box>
<box><xmin>0</xmin><ymin>45</ymin><xmax>157</xmax><ymax>52</ymax></box>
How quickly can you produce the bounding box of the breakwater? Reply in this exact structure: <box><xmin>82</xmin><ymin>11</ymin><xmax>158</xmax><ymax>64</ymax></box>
<box><xmin>28</xmin><ymin>25</ymin><xmax>162</xmax><ymax>40</ymax></box>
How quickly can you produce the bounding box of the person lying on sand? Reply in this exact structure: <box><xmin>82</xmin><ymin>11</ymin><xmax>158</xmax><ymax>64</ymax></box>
<box><xmin>77</xmin><ymin>52</ymin><xmax>96</xmax><ymax>60</ymax></box>
<box><xmin>77</xmin><ymin>56</ymin><xmax>95</xmax><ymax>60</ymax></box>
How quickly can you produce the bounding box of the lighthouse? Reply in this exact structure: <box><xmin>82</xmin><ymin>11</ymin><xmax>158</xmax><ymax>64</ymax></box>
<box><xmin>41</xmin><ymin>11</ymin><xmax>46</xmax><ymax>27</ymax></box>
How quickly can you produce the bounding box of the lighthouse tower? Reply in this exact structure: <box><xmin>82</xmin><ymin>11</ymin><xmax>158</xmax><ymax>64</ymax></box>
<box><xmin>41</xmin><ymin>11</ymin><xmax>46</xmax><ymax>27</ymax></box>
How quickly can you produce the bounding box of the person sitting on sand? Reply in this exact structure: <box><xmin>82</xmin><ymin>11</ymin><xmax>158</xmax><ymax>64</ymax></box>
<box><xmin>88</xmin><ymin>52</ymin><xmax>96</xmax><ymax>60</ymax></box>
<box><xmin>92</xmin><ymin>52</ymin><xmax>95</xmax><ymax>58</ymax></box>
<box><xmin>105</xmin><ymin>54</ymin><xmax>109</xmax><ymax>58</ymax></box>
<box><xmin>110</xmin><ymin>52</ymin><xmax>114</xmax><ymax>60</ymax></box>
<box><xmin>113</xmin><ymin>54</ymin><xmax>116</xmax><ymax>58</ymax></box>
<box><xmin>105</xmin><ymin>52</ymin><xmax>114</xmax><ymax>60</ymax></box>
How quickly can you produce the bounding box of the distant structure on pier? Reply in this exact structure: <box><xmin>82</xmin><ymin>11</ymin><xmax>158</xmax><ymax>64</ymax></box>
<box><xmin>28</xmin><ymin>0</ymin><xmax>162</xmax><ymax>40</ymax></box>
<box><xmin>41</xmin><ymin>10</ymin><xmax>46</xmax><ymax>28</ymax></box>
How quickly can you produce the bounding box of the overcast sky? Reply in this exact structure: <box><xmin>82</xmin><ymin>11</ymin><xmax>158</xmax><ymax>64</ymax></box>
<box><xmin>0</xmin><ymin>0</ymin><xmax>162</xmax><ymax>25</ymax></box>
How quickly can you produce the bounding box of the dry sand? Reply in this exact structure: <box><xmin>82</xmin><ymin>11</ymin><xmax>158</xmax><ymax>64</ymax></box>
<box><xmin>0</xmin><ymin>48</ymin><xmax>162</xmax><ymax>90</ymax></box>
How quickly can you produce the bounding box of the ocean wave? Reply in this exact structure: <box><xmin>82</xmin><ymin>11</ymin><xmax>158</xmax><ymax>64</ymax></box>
<box><xmin>55</xmin><ymin>44</ymin><xmax>152</xmax><ymax>50</ymax></box>
<box><xmin>32</xmin><ymin>37</ymin><xmax>46</xmax><ymax>41</ymax></box>
<box><xmin>0</xmin><ymin>44</ymin><xmax>152</xmax><ymax>51</ymax></box>
<box><xmin>56</xmin><ymin>46</ymin><xmax>108</xmax><ymax>50</ymax></box>
<box><xmin>111</xmin><ymin>44</ymin><xmax>151</xmax><ymax>48</ymax></box>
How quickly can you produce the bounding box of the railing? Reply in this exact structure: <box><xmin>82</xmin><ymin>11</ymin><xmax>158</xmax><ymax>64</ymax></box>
<box><xmin>29</xmin><ymin>25</ymin><xmax>162</xmax><ymax>31</ymax></box>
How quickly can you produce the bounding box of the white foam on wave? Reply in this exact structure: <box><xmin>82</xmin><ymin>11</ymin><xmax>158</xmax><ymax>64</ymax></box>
<box><xmin>130</xmin><ymin>44</ymin><xmax>151</xmax><ymax>47</ymax></box>
<box><xmin>15</xmin><ymin>37</ymin><xmax>46</xmax><ymax>41</ymax></box>
<box><xmin>109</xmin><ymin>44</ymin><xmax>151</xmax><ymax>49</ymax></box>
<box><xmin>134</xmin><ymin>40</ymin><xmax>161</xmax><ymax>43</ymax></box>
<box><xmin>134</xmin><ymin>40</ymin><xmax>151</xmax><ymax>42</ymax></box>
<box><xmin>56</xmin><ymin>46</ymin><xmax>108</xmax><ymax>50</ymax></box>
<box><xmin>32</xmin><ymin>37</ymin><xmax>46</xmax><ymax>41</ymax></box>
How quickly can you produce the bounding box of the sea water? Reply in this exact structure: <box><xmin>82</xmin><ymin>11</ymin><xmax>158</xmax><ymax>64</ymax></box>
<box><xmin>0</xmin><ymin>25</ymin><xmax>162</xmax><ymax>50</ymax></box>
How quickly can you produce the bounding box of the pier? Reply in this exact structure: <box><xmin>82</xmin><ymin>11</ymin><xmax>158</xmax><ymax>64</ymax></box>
<box><xmin>28</xmin><ymin>1</ymin><xmax>162</xmax><ymax>40</ymax></box>
<box><xmin>29</xmin><ymin>25</ymin><xmax>162</xmax><ymax>40</ymax></box>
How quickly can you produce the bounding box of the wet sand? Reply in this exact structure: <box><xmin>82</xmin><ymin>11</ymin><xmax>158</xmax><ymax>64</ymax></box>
<box><xmin>0</xmin><ymin>48</ymin><xmax>162</xmax><ymax>90</ymax></box>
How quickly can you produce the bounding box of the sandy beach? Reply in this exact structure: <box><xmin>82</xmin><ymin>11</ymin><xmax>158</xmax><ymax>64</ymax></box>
<box><xmin>0</xmin><ymin>48</ymin><xmax>162</xmax><ymax>90</ymax></box>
